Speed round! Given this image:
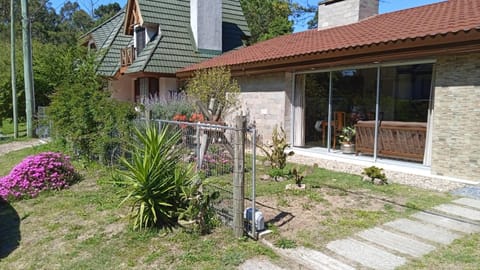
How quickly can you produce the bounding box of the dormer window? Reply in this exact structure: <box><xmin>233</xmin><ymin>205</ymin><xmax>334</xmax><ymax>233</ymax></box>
<box><xmin>135</xmin><ymin>26</ymin><xmax>146</xmax><ymax>55</ymax></box>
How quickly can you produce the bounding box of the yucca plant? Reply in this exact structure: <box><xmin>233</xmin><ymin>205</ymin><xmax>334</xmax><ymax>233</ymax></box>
<box><xmin>114</xmin><ymin>124</ymin><xmax>194</xmax><ymax>230</ymax></box>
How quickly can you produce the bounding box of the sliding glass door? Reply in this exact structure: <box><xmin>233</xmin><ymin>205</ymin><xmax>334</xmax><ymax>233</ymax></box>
<box><xmin>296</xmin><ymin>62</ymin><xmax>434</xmax><ymax>164</ymax></box>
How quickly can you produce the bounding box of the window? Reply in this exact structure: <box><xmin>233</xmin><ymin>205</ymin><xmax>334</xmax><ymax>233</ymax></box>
<box><xmin>134</xmin><ymin>77</ymin><xmax>159</xmax><ymax>103</ymax></box>
<box><xmin>135</xmin><ymin>26</ymin><xmax>146</xmax><ymax>55</ymax></box>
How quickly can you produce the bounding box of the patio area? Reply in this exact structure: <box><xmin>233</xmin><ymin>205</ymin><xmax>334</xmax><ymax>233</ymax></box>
<box><xmin>290</xmin><ymin>146</ymin><xmax>478</xmax><ymax>191</ymax></box>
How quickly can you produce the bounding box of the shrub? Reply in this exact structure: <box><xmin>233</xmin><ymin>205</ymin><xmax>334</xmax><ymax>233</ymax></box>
<box><xmin>113</xmin><ymin>124</ymin><xmax>194</xmax><ymax>230</ymax></box>
<box><xmin>47</xmin><ymin>50</ymin><xmax>135</xmax><ymax>163</ymax></box>
<box><xmin>146</xmin><ymin>96</ymin><xmax>196</xmax><ymax>120</ymax></box>
<box><xmin>258</xmin><ymin>125</ymin><xmax>294</xmax><ymax>170</ymax></box>
<box><xmin>0</xmin><ymin>152</ymin><xmax>80</xmax><ymax>201</ymax></box>
<box><xmin>179</xmin><ymin>177</ymin><xmax>220</xmax><ymax>235</ymax></box>
<box><xmin>362</xmin><ymin>166</ymin><xmax>388</xmax><ymax>185</ymax></box>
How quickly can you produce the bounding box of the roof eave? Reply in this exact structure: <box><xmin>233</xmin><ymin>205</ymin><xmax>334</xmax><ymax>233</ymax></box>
<box><xmin>177</xmin><ymin>29</ymin><xmax>480</xmax><ymax>78</ymax></box>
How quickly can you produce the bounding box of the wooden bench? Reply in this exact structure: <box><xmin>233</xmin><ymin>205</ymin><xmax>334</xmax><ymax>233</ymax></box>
<box><xmin>354</xmin><ymin>121</ymin><xmax>427</xmax><ymax>162</ymax></box>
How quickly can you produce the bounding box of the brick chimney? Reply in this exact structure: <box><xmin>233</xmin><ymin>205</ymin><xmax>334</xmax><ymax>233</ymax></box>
<box><xmin>190</xmin><ymin>0</ymin><xmax>222</xmax><ymax>52</ymax></box>
<box><xmin>318</xmin><ymin>0</ymin><xmax>379</xmax><ymax>30</ymax></box>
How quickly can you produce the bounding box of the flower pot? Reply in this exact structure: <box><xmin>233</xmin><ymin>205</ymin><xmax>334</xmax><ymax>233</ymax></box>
<box><xmin>341</xmin><ymin>143</ymin><xmax>355</xmax><ymax>154</ymax></box>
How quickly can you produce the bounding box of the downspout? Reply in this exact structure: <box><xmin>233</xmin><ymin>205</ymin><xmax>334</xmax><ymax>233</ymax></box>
<box><xmin>373</xmin><ymin>66</ymin><xmax>381</xmax><ymax>161</ymax></box>
<box><xmin>291</xmin><ymin>73</ymin><xmax>296</xmax><ymax>146</ymax></box>
<box><xmin>327</xmin><ymin>71</ymin><xmax>333</xmax><ymax>151</ymax></box>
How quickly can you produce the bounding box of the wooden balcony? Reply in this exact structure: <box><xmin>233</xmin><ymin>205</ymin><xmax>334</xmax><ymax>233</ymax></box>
<box><xmin>121</xmin><ymin>46</ymin><xmax>135</xmax><ymax>67</ymax></box>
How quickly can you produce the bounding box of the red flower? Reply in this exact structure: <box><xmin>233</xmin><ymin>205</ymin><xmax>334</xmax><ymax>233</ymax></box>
<box><xmin>189</xmin><ymin>113</ymin><xmax>204</xmax><ymax>123</ymax></box>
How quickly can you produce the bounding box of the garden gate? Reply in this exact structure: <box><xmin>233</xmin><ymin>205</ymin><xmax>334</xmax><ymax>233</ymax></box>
<box><xmin>151</xmin><ymin>116</ymin><xmax>258</xmax><ymax>239</ymax></box>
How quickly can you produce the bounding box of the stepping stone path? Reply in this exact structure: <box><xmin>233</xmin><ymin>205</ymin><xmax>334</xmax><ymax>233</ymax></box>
<box><xmin>240</xmin><ymin>196</ymin><xmax>480</xmax><ymax>269</ymax></box>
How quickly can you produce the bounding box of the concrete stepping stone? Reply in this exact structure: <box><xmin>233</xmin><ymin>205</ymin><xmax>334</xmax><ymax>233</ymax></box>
<box><xmin>412</xmin><ymin>211</ymin><xmax>480</xmax><ymax>233</ymax></box>
<box><xmin>453</xmin><ymin>197</ymin><xmax>480</xmax><ymax>211</ymax></box>
<box><xmin>239</xmin><ymin>258</ymin><xmax>285</xmax><ymax>270</ymax></box>
<box><xmin>433</xmin><ymin>204</ymin><xmax>480</xmax><ymax>222</ymax></box>
<box><xmin>327</xmin><ymin>238</ymin><xmax>406</xmax><ymax>270</ymax></box>
<box><xmin>357</xmin><ymin>227</ymin><xmax>435</xmax><ymax>257</ymax></box>
<box><xmin>281</xmin><ymin>246</ymin><xmax>355</xmax><ymax>270</ymax></box>
<box><xmin>384</xmin><ymin>218</ymin><xmax>461</xmax><ymax>245</ymax></box>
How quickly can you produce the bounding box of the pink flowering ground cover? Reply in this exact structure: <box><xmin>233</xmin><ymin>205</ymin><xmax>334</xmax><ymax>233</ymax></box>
<box><xmin>0</xmin><ymin>152</ymin><xmax>80</xmax><ymax>201</ymax></box>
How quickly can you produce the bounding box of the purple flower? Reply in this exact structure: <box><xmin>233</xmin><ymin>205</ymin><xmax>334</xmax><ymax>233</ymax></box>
<box><xmin>0</xmin><ymin>152</ymin><xmax>79</xmax><ymax>201</ymax></box>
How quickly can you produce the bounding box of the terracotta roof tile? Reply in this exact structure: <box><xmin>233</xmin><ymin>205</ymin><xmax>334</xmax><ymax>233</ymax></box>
<box><xmin>180</xmin><ymin>0</ymin><xmax>480</xmax><ymax>73</ymax></box>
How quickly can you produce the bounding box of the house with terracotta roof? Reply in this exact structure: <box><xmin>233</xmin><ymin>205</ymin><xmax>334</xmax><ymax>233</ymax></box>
<box><xmin>81</xmin><ymin>0</ymin><xmax>249</xmax><ymax>102</ymax></box>
<box><xmin>178</xmin><ymin>0</ymin><xmax>480</xmax><ymax>182</ymax></box>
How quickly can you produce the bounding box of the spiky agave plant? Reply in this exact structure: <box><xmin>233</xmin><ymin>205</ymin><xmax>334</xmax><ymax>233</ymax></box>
<box><xmin>114</xmin><ymin>123</ymin><xmax>194</xmax><ymax>230</ymax></box>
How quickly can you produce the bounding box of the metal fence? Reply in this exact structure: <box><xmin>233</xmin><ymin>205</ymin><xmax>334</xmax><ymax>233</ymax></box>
<box><xmin>145</xmin><ymin>118</ymin><xmax>259</xmax><ymax>238</ymax></box>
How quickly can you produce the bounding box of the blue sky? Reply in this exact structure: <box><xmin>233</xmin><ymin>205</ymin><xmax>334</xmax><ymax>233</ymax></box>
<box><xmin>49</xmin><ymin>0</ymin><xmax>445</xmax><ymax>31</ymax></box>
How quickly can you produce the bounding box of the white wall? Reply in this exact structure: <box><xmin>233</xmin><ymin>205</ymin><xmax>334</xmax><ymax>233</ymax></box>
<box><xmin>190</xmin><ymin>0</ymin><xmax>222</xmax><ymax>51</ymax></box>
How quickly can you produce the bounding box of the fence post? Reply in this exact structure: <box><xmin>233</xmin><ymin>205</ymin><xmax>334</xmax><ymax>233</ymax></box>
<box><xmin>233</xmin><ymin>115</ymin><xmax>246</xmax><ymax>238</ymax></box>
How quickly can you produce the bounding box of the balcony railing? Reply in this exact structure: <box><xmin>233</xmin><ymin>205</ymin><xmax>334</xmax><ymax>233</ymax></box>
<box><xmin>121</xmin><ymin>46</ymin><xmax>135</xmax><ymax>67</ymax></box>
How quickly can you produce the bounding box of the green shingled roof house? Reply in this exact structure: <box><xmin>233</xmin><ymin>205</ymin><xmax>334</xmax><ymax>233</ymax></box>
<box><xmin>81</xmin><ymin>0</ymin><xmax>249</xmax><ymax>102</ymax></box>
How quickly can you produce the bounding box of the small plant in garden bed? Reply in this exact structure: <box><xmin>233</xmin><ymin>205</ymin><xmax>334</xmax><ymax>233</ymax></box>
<box><xmin>258</xmin><ymin>125</ymin><xmax>294</xmax><ymax>171</ymax></box>
<box><xmin>362</xmin><ymin>166</ymin><xmax>388</xmax><ymax>185</ymax></box>
<box><xmin>289</xmin><ymin>167</ymin><xmax>307</xmax><ymax>187</ymax></box>
<box><xmin>0</xmin><ymin>152</ymin><xmax>80</xmax><ymax>201</ymax></box>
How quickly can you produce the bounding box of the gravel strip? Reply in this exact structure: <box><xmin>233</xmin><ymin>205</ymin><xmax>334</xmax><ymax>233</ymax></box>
<box><xmin>288</xmin><ymin>154</ymin><xmax>467</xmax><ymax>192</ymax></box>
<box><xmin>0</xmin><ymin>139</ymin><xmax>48</xmax><ymax>156</ymax></box>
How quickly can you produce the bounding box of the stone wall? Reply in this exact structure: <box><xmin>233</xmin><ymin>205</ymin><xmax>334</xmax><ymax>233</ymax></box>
<box><xmin>236</xmin><ymin>73</ymin><xmax>289</xmax><ymax>142</ymax></box>
<box><xmin>318</xmin><ymin>0</ymin><xmax>378</xmax><ymax>30</ymax></box>
<box><xmin>431</xmin><ymin>53</ymin><xmax>480</xmax><ymax>181</ymax></box>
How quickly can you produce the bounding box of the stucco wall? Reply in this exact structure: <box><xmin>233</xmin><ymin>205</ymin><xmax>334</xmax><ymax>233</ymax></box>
<box><xmin>431</xmin><ymin>53</ymin><xmax>480</xmax><ymax>181</ymax></box>
<box><xmin>110</xmin><ymin>77</ymin><xmax>134</xmax><ymax>102</ymax></box>
<box><xmin>159</xmin><ymin>77</ymin><xmax>178</xmax><ymax>99</ymax></box>
<box><xmin>235</xmin><ymin>73</ymin><xmax>289</xmax><ymax>142</ymax></box>
<box><xmin>110</xmin><ymin>76</ymin><xmax>177</xmax><ymax>102</ymax></box>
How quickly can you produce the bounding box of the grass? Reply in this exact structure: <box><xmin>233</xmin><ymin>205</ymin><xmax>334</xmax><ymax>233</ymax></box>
<box><xmin>1</xmin><ymin>146</ymin><xmax>478</xmax><ymax>268</ymax></box>
<box><xmin>209</xmin><ymin>160</ymin><xmax>457</xmax><ymax>248</ymax></box>
<box><xmin>0</xmin><ymin>145</ymin><xmax>276</xmax><ymax>269</ymax></box>
<box><xmin>0</xmin><ymin>119</ymin><xmax>27</xmax><ymax>142</ymax></box>
<box><xmin>399</xmin><ymin>234</ymin><xmax>480</xmax><ymax>270</ymax></box>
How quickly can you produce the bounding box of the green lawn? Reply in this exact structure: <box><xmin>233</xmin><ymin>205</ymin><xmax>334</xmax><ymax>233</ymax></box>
<box><xmin>1</xmin><ymin>146</ymin><xmax>479</xmax><ymax>269</ymax></box>
<box><xmin>0</xmin><ymin>145</ymin><xmax>276</xmax><ymax>269</ymax></box>
<box><xmin>0</xmin><ymin>119</ymin><xmax>27</xmax><ymax>143</ymax></box>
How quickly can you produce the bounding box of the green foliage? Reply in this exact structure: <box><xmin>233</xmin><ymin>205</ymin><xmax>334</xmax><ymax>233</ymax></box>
<box><xmin>240</xmin><ymin>0</ymin><xmax>294</xmax><ymax>43</ymax></box>
<box><xmin>114</xmin><ymin>124</ymin><xmax>194</xmax><ymax>230</ymax></box>
<box><xmin>144</xmin><ymin>97</ymin><xmax>196</xmax><ymax>120</ymax></box>
<box><xmin>362</xmin><ymin>166</ymin><xmax>388</xmax><ymax>185</ymax></box>
<box><xmin>47</xmin><ymin>48</ymin><xmax>135</xmax><ymax>162</ymax></box>
<box><xmin>258</xmin><ymin>125</ymin><xmax>294</xmax><ymax>170</ymax></box>
<box><xmin>338</xmin><ymin>126</ymin><xmax>356</xmax><ymax>144</ymax></box>
<box><xmin>268</xmin><ymin>168</ymin><xmax>290</xmax><ymax>181</ymax></box>
<box><xmin>274</xmin><ymin>238</ymin><xmax>297</xmax><ymax>249</ymax></box>
<box><xmin>179</xmin><ymin>177</ymin><xmax>220</xmax><ymax>235</ymax></box>
<box><xmin>186</xmin><ymin>66</ymin><xmax>240</xmax><ymax>118</ymax></box>
<box><xmin>289</xmin><ymin>167</ymin><xmax>307</xmax><ymax>187</ymax></box>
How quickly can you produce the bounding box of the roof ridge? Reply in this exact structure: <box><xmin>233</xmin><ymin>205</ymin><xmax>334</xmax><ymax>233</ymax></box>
<box><xmin>80</xmin><ymin>9</ymin><xmax>126</xmax><ymax>39</ymax></box>
<box><xmin>95</xmin><ymin>15</ymin><xmax>126</xmax><ymax>74</ymax></box>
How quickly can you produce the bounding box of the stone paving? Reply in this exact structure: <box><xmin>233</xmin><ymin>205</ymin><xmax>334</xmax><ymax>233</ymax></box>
<box><xmin>239</xmin><ymin>196</ymin><xmax>480</xmax><ymax>270</ymax></box>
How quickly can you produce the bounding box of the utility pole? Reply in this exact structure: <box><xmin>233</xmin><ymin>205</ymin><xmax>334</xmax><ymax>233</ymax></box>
<box><xmin>21</xmin><ymin>0</ymin><xmax>34</xmax><ymax>138</ymax></box>
<box><xmin>11</xmin><ymin>0</ymin><xmax>18</xmax><ymax>138</ymax></box>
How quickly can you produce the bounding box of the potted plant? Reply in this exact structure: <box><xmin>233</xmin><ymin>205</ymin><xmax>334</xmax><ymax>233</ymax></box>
<box><xmin>338</xmin><ymin>126</ymin><xmax>356</xmax><ymax>154</ymax></box>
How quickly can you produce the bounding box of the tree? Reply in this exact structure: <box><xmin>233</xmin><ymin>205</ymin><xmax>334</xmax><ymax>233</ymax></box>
<box><xmin>240</xmin><ymin>0</ymin><xmax>317</xmax><ymax>43</ymax></box>
<box><xmin>240</xmin><ymin>0</ymin><xmax>294</xmax><ymax>43</ymax></box>
<box><xmin>94</xmin><ymin>3</ymin><xmax>121</xmax><ymax>24</ymax></box>
<box><xmin>185</xmin><ymin>66</ymin><xmax>240</xmax><ymax>121</ymax></box>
